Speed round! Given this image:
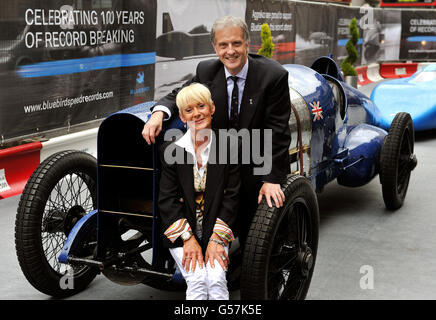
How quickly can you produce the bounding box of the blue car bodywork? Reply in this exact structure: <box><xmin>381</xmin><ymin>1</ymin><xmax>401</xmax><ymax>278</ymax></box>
<box><xmin>283</xmin><ymin>57</ymin><xmax>388</xmax><ymax>192</ymax></box>
<box><xmin>371</xmin><ymin>63</ymin><xmax>436</xmax><ymax>131</ymax></box>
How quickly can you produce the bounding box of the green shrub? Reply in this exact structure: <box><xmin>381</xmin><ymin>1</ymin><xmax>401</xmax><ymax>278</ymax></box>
<box><xmin>341</xmin><ymin>18</ymin><xmax>359</xmax><ymax>77</ymax></box>
<box><xmin>258</xmin><ymin>23</ymin><xmax>274</xmax><ymax>58</ymax></box>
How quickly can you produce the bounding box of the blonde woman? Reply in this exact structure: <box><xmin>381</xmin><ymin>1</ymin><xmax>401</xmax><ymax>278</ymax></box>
<box><xmin>158</xmin><ymin>83</ymin><xmax>240</xmax><ymax>300</ymax></box>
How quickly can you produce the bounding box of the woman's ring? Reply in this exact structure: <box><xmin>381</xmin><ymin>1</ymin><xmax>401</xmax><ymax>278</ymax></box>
<box><xmin>221</xmin><ymin>255</ymin><xmax>226</xmax><ymax>261</ymax></box>
<box><xmin>186</xmin><ymin>257</ymin><xmax>192</xmax><ymax>260</ymax></box>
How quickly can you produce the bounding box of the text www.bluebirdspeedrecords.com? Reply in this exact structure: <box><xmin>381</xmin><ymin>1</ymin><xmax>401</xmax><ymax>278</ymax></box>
<box><xmin>23</xmin><ymin>91</ymin><xmax>114</xmax><ymax>114</ymax></box>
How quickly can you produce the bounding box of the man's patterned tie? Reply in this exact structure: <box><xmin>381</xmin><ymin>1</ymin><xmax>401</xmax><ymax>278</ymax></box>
<box><xmin>229</xmin><ymin>76</ymin><xmax>239</xmax><ymax>129</ymax></box>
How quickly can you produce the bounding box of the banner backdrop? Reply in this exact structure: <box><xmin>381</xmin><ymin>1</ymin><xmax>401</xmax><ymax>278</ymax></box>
<box><xmin>0</xmin><ymin>0</ymin><xmax>156</xmax><ymax>140</ymax></box>
<box><xmin>360</xmin><ymin>8</ymin><xmax>401</xmax><ymax>65</ymax></box>
<box><xmin>245</xmin><ymin>0</ymin><xmax>295</xmax><ymax>64</ymax></box>
<box><xmin>0</xmin><ymin>0</ymin><xmax>436</xmax><ymax>141</ymax></box>
<box><xmin>295</xmin><ymin>2</ymin><xmax>334</xmax><ymax>66</ymax></box>
<box><xmin>400</xmin><ymin>10</ymin><xmax>436</xmax><ymax>60</ymax></box>
<box><xmin>333</xmin><ymin>5</ymin><xmax>363</xmax><ymax>67</ymax></box>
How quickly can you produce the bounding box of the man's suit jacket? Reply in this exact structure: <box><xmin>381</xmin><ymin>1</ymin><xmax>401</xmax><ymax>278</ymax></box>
<box><xmin>158</xmin><ymin>131</ymin><xmax>241</xmax><ymax>251</ymax></box>
<box><xmin>157</xmin><ymin>54</ymin><xmax>291</xmax><ymax>191</ymax></box>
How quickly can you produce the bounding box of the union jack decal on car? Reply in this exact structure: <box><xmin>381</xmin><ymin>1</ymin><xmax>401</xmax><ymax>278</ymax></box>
<box><xmin>310</xmin><ymin>101</ymin><xmax>323</xmax><ymax>121</ymax></box>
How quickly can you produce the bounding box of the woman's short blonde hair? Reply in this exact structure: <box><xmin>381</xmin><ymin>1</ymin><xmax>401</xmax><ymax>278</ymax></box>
<box><xmin>176</xmin><ymin>83</ymin><xmax>213</xmax><ymax>112</ymax></box>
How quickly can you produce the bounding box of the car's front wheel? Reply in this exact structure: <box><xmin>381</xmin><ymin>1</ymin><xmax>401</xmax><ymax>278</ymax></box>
<box><xmin>380</xmin><ymin>112</ymin><xmax>417</xmax><ymax>210</ymax></box>
<box><xmin>15</xmin><ymin>150</ymin><xmax>98</xmax><ymax>297</ymax></box>
<box><xmin>240</xmin><ymin>174</ymin><xmax>319</xmax><ymax>300</ymax></box>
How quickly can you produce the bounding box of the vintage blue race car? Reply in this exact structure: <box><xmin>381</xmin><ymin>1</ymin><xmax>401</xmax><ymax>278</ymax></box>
<box><xmin>14</xmin><ymin>56</ymin><xmax>417</xmax><ymax>300</ymax></box>
<box><xmin>371</xmin><ymin>63</ymin><xmax>436</xmax><ymax>131</ymax></box>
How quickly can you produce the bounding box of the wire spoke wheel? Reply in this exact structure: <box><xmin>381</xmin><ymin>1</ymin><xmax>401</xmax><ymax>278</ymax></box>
<box><xmin>42</xmin><ymin>172</ymin><xmax>94</xmax><ymax>275</ymax></box>
<box><xmin>15</xmin><ymin>150</ymin><xmax>98</xmax><ymax>297</ymax></box>
<box><xmin>241</xmin><ymin>175</ymin><xmax>319</xmax><ymax>300</ymax></box>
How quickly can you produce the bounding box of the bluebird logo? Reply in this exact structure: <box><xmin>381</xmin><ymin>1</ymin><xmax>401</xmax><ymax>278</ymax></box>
<box><xmin>136</xmin><ymin>71</ymin><xmax>144</xmax><ymax>84</ymax></box>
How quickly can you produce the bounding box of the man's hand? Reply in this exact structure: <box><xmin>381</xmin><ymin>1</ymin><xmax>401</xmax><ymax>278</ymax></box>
<box><xmin>258</xmin><ymin>182</ymin><xmax>285</xmax><ymax>208</ymax></box>
<box><xmin>142</xmin><ymin>111</ymin><xmax>164</xmax><ymax>144</ymax></box>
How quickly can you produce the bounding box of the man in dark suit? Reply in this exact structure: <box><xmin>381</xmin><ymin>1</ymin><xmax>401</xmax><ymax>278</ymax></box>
<box><xmin>144</xmin><ymin>16</ymin><xmax>291</xmax><ymax>240</ymax></box>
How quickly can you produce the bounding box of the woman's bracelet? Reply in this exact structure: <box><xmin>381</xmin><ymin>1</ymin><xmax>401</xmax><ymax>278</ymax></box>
<box><xmin>209</xmin><ymin>238</ymin><xmax>226</xmax><ymax>247</ymax></box>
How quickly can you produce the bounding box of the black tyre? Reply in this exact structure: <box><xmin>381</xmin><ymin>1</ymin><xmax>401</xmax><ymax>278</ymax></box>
<box><xmin>380</xmin><ymin>112</ymin><xmax>417</xmax><ymax>210</ymax></box>
<box><xmin>240</xmin><ymin>175</ymin><xmax>319</xmax><ymax>300</ymax></box>
<box><xmin>15</xmin><ymin>150</ymin><xmax>98</xmax><ymax>297</ymax></box>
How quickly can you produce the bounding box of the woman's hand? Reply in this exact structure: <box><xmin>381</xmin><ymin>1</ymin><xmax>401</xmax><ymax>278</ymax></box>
<box><xmin>182</xmin><ymin>236</ymin><xmax>203</xmax><ymax>272</ymax></box>
<box><xmin>205</xmin><ymin>233</ymin><xmax>229</xmax><ymax>271</ymax></box>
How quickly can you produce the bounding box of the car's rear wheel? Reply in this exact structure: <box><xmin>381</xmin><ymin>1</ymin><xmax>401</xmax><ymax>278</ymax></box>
<box><xmin>380</xmin><ymin>112</ymin><xmax>417</xmax><ymax>210</ymax></box>
<box><xmin>15</xmin><ymin>150</ymin><xmax>98</xmax><ymax>297</ymax></box>
<box><xmin>240</xmin><ymin>175</ymin><xmax>319</xmax><ymax>300</ymax></box>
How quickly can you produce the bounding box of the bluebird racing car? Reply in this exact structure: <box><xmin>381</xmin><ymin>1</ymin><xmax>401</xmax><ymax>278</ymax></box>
<box><xmin>14</xmin><ymin>56</ymin><xmax>417</xmax><ymax>300</ymax></box>
<box><xmin>371</xmin><ymin>63</ymin><xmax>436</xmax><ymax>131</ymax></box>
